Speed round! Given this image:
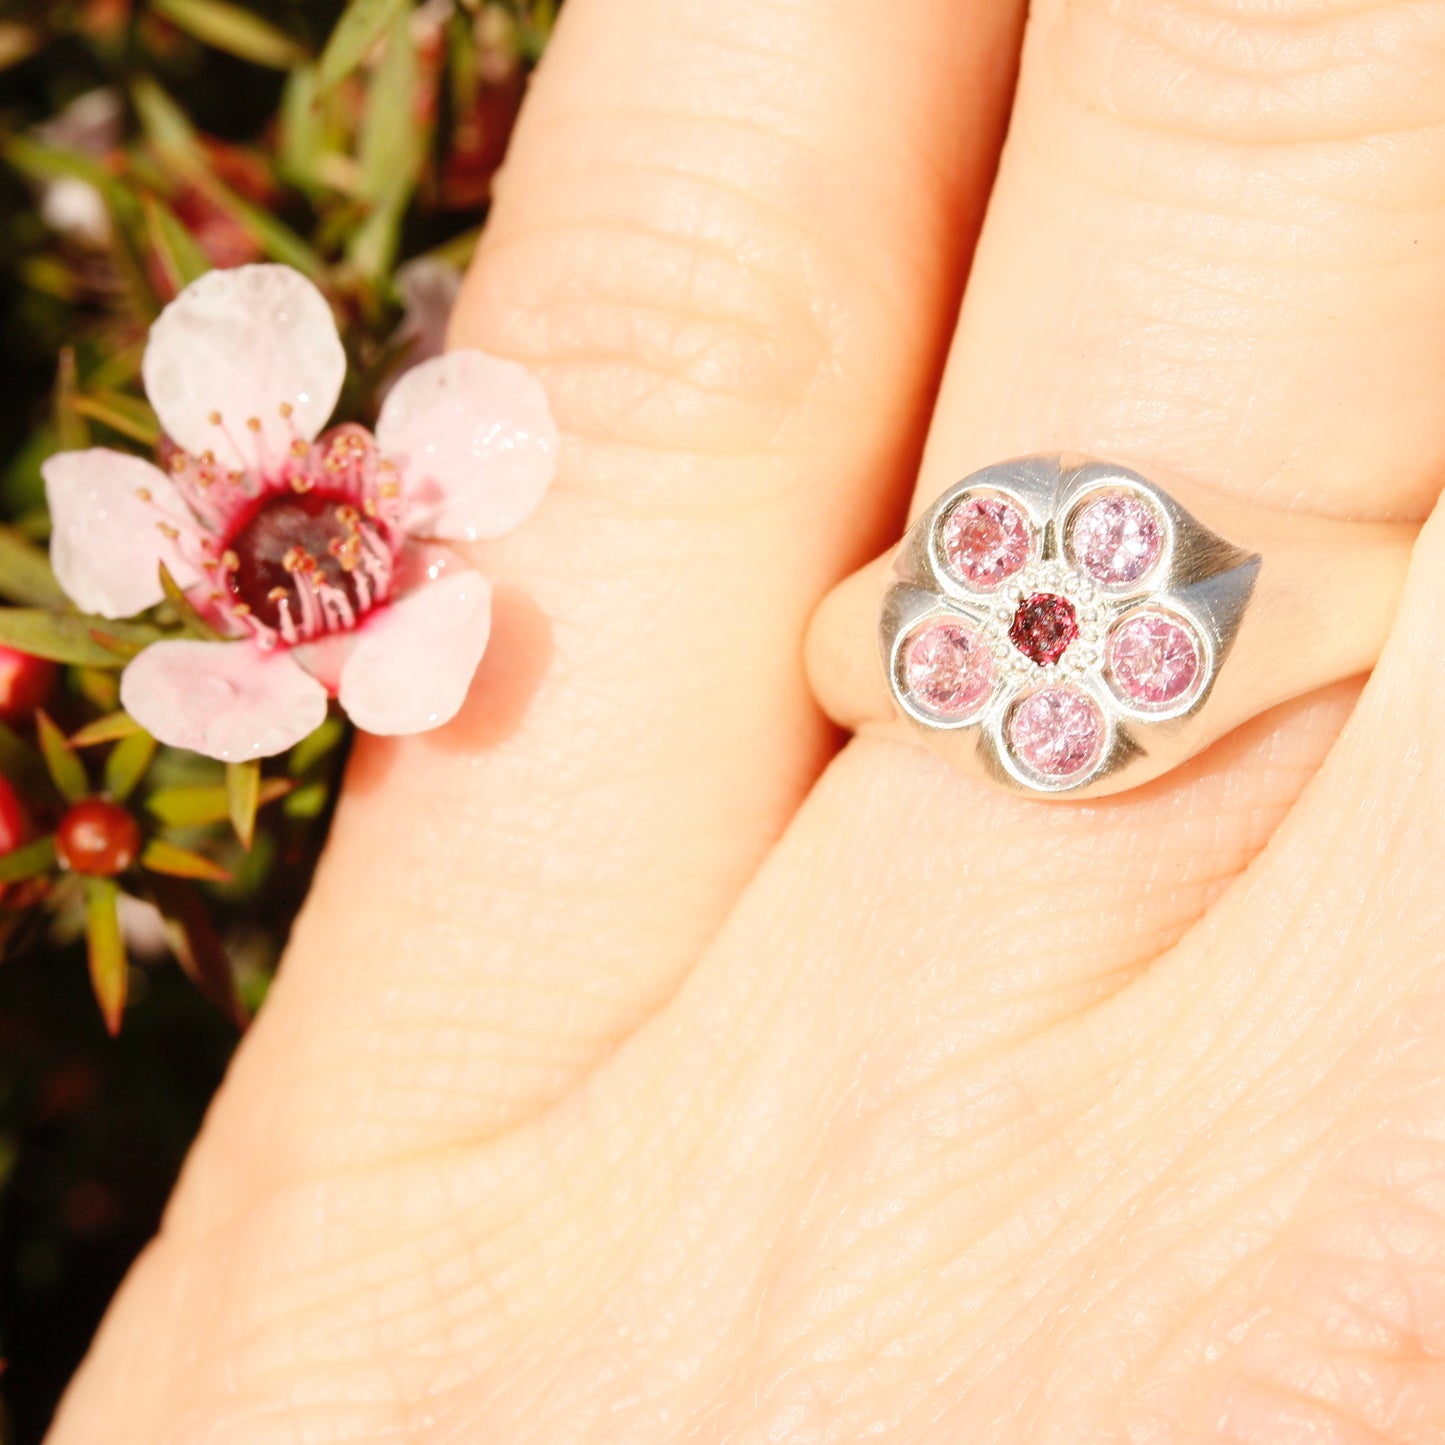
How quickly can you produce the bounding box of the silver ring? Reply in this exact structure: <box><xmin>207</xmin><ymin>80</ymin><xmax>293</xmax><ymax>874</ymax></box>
<box><xmin>857</xmin><ymin>455</ymin><xmax>1414</xmax><ymax>798</ymax></box>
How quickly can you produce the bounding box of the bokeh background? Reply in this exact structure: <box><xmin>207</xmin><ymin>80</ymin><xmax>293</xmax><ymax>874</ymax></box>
<box><xmin>0</xmin><ymin>4</ymin><xmax>547</xmax><ymax>1437</ymax></box>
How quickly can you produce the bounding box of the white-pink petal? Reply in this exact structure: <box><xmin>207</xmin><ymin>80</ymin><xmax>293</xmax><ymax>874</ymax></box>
<box><xmin>120</xmin><ymin>640</ymin><xmax>328</xmax><ymax>761</ymax></box>
<box><xmin>42</xmin><ymin>449</ymin><xmax>198</xmax><ymax>619</ymax></box>
<box><xmin>376</xmin><ymin>350</ymin><xmax>559</xmax><ymax>542</ymax></box>
<box><xmin>142</xmin><ymin>264</ymin><xmax>345</xmax><ymax>473</ymax></box>
<box><xmin>338</xmin><ymin>570</ymin><xmax>491</xmax><ymax>735</ymax></box>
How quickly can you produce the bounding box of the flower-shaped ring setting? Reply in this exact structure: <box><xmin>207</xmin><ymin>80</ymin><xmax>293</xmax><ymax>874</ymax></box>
<box><xmin>874</xmin><ymin>456</ymin><xmax>1414</xmax><ymax>798</ymax></box>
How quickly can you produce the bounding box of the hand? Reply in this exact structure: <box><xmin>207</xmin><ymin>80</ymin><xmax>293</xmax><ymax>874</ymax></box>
<box><xmin>49</xmin><ymin>0</ymin><xmax>1445</xmax><ymax>1440</ymax></box>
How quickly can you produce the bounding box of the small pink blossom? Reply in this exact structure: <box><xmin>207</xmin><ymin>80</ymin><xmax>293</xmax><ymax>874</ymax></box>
<box><xmin>42</xmin><ymin>264</ymin><xmax>559</xmax><ymax>760</ymax></box>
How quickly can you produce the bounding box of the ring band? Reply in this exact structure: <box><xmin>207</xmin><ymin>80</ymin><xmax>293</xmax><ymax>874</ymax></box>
<box><xmin>807</xmin><ymin>455</ymin><xmax>1415</xmax><ymax>799</ymax></box>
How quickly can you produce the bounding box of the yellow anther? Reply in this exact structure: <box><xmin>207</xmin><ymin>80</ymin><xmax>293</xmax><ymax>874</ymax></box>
<box><xmin>134</xmin><ymin>487</ymin><xmax>152</xmax><ymax>502</ymax></box>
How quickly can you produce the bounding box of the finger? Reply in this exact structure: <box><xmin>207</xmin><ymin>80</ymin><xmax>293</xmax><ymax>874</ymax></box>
<box><xmin>201</xmin><ymin>0</ymin><xmax>1028</xmax><ymax>1172</ymax></box>
<box><xmin>915</xmin><ymin>0</ymin><xmax>1445</xmax><ymax>520</ymax></box>
<box><xmin>805</xmin><ymin>0</ymin><xmax>1445</xmax><ymax>982</ymax></box>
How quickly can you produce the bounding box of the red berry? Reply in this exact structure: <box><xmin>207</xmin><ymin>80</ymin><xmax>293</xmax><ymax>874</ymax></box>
<box><xmin>56</xmin><ymin>799</ymin><xmax>140</xmax><ymax>876</ymax></box>
<box><xmin>0</xmin><ymin>646</ymin><xmax>56</xmax><ymax>722</ymax></box>
<box><xmin>0</xmin><ymin>773</ymin><xmax>25</xmax><ymax>856</ymax></box>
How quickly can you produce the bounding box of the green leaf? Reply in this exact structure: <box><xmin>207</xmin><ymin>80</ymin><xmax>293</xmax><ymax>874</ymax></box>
<box><xmin>348</xmin><ymin>12</ymin><xmax>425</xmax><ymax>278</ymax></box>
<box><xmin>225</xmin><ymin>760</ymin><xmax>260</xmax><ymax>849</ymax></box>
<box><xmin>35</xmin><ymin>710</ymin><xmax>88</xmax><ymax>802</ymax></box>
<box><xmin>144</xmin><ymin>874</ymin><xmax>245</xmax><ymax>1026</ymax></box>
<box><xmin>131</xmin><ymin>74</ymin><xmax>199</xmax><ymax>153</ymax></box>
<box><xmin>70</xmin><ymin>712</ymin><xmax>142</xmax><ymax>747</ymax></box>
<box><xmin>149</xmin><ymin>0</ymin><xmax>308</xmax><ymax>68</ymax></box>
<box><xmin>317</xmin><ymin>0</ymin><xmax>410</xmax><ymax>91</ymax></box>
<box><xmin>105</xmin><ymin>729</ymin><xmax>158</xmax><ymax>802</ymax></box>
<box><xmin>288</xmin><ymin>713</ymin><xmax>346</xmax><ymax>775</ymax></box>
<box><xmin>184</xmin><ymin>170</ymin><xmax>326</xmax><ymax>278</ymax></box>
<box><xmin>0</xmin><ymin>526</ymin><xmax>66</xmax><ymax>608</ymax></box>
<box><xmin>359</xmin><ymin>10</ymin><xmax>421</xmax><ymax>200</ymax></box>
<box><xmin>0</xmin><ymin>719</ymin><xmax>44</xmax><ymax>789</ymax></box>
<box><xmin>0</xmin><ymin>610</ymin><xmax>164</xmax><ymax>669</ymax></box>
<box><xmin>84</xmin><ymin>877</ymin><xmax>128</xmax><ymax>1035</ymax></box>
<box><xmin>68</xmin><ymin>390</ymin><xmax>162</xmax><ymax>447</ymax></box>
<box><xmin>278</xmin><ymin>64</ymin><xmax>326</xmax><ymax>188</ymax></box>
<box><xmin>140</xmin><ymin>838</ymin><xmax>232</xmax><ymax>883</ymax></box>
<box><xmin>146</xmin><ymin>785</ymin><xmax>228</xmax><ymax>827</ymax></box>
<box><xmin>53</xmin><ymin>347</ymin><xmax>89</xmax><ymax>453</ymax></box>
<box><xmin>147</xmin><ymin>777</ymin><xmax>291</xmax><ymax>829</ymax></box>
<box><xmin>157</xmin><ymin>562</ymin><xmax>221</xmax><ymax>639</ymax></box>
<box><xmin>282</xmin><ymin>781</ymin><xmax>329</xmax><ymax>819</ymax></box>
<box><xmin>141</xmin><ymin>195</ymin><xmax>213</xmax><ymax>297</ymax></box>
<box><xmin>0</xmin><ymin>835</ymin><xmax>56</xmax><ymax>884</ymax></box>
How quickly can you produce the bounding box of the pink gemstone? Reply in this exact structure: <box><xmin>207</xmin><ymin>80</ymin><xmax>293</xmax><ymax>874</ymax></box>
<box><xmin>1070</xmin><ymin>491</ymin><xmax>1163</xmax><ymax>587</ymax></box>
<box><xmin>941</xmin><ymin>496</ymin><xmax>1031</xmax><ymax>589</ymax></box>
<box><xmin>1008</xmin><ymin>686</ymin><xmax>1106</xmax><ymax>781</ymax></box>
<box><xmin>901</xmin><ymin>618</ymin><xmax>995</xmax><ymax>719</ymax></box>
<box><xmin>1107</xmin><ymin>610</ymin><xmax>1202</xmax><ymax>711</ymax></box>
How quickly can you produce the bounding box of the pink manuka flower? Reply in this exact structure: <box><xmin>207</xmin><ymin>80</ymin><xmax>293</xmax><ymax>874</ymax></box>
<box><xmin>42</xmin><ymin>264</ymin><xmax>558</xmax><ymax>760</ymax></box>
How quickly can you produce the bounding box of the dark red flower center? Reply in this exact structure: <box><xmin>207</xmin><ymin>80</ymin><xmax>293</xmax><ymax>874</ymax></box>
<box><xmin>225</xmin><ymin>491</ymin><xmax>388</xmax><ymax>633</ymax></box>
<box><xmin>1009</xmin><ymin>592</ymin><xmax>1079</xmax><ymax>666</ymax></box>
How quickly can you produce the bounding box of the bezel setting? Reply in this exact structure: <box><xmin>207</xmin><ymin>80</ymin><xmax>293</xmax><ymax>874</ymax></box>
<box><xmin>881</xmin><ymin>457</ymin><xmax>1260</xmax><ymax>797</ymax></box>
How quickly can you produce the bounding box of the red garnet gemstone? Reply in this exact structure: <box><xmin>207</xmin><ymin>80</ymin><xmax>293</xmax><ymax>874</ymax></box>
<box><xmin>1009</xmin><ymin>593</ymin><xmax>1079</xmax><ymax>666</ymax></box>
<box><xmin>56</xmin><ymin>799</ymin><xmax>141</xmax><ymax>877</ymax></box>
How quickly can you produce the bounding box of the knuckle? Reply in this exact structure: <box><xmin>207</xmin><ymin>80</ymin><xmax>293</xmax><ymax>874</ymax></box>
<box><xmin>1047</xmin><ymin>0</ymin><xmax>1445</xmax><ymax>146</ymax></box>
<box><xmin>459</xmin><ymin>126</ymin><xmax>856</xmax><ymax>468</ymax></box>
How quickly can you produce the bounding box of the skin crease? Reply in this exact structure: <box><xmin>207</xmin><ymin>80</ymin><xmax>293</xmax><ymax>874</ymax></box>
<box><xmin>43</xmin><ymin>0</ymin><xmax>1445</xmax><ymax>1440</ymax></box>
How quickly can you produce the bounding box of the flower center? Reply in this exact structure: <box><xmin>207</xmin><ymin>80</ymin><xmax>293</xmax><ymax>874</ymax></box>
<box><xmin>1009</xmin><ymin>592</ymin><xmax>1079</xmax><ymax>666</ymax></box>
<box><xmin>225</xmin><ymin>491</ymin><xmax>392</xmax><ymax>638</ymax></box>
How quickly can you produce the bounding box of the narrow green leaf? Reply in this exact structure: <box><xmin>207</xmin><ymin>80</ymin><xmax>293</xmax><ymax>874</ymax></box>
<box><xmin>0</xmin><ymin>835</ymin><xmax>56</xmax><ymax>884</ymax></box>
<box><xmin>131</xmin><ymin>75</ymin><xmax>199</xmax><ymax>153</ymax></box>
<box><xmin>68</xmin><ymin>390</ymin><xmax>162</xmax><ymax>447</ymax></box>
<box><xmin>145</xmin><ymin>874</ymin><xmax>246</xmax><ymax>1025</ymax></box>
<box><xmin>0</xmin><ymin>719</ymin><xmax>44</xmax><ymax>788</ymax></box>
<box><xmin>149</xmin><ymin>0</ymin><xmax>308</xmax><ymax>68</ymax></box>
<box><xmin>187</xmin><ymin>172</ymin><xmax>326</xmax><ymax>277</ymax></box>
<box><xmin>0</xmin><ymin>610</ymin><xmax>164</xmax><ymax>668</ymax></box>
<box><xmin>288</xmin><ymin>713</ymin><xmax>346</xmax><ymax>775</ymax></box>
<box><xmin>35</xmin><ymin>710</ymin><xmax>88</xmax><ymax>802</ymax></box>
<box><xmin>348</xmin><ymin>12</ymin><xmax>425</xmax><ymax>278</ymax></box>
<box><xmin>146</xmin><ymin>785</ymin><xmax>230</xmax><ymax>827</ymax></box>
<box><xmin>84</xmin><ymin>877</ymin><xmax>127</xmax><ymax>1035</ymax></box>
<box><xmin>71</xmin><ymin>712</ymin><xmax>142</xmax><ymax>747</ymax></box>
<box><xmin>317</xmin><ymin>0</ymin><xmax>410</xmax><ymax>91</ymax></box>
<box><xmin>359</xmin><ymin>11</ymin><xmax>420</xmax><ymax>198</ymax></box>
<box><xmin>53</xmin><ymin>347</ymin><xmax>89</xmax><ymax>453</ymax></box>
<box><xmin>0</xmin><ymin>526</ymin><xmax>66</xmax><ymax>608</ymax></box>
<box><xmin>225</xmin><ymin>759</ymin><xmax>261</xmax><ymax>849</ymax></box>
<box><xmin>105</xmin><ymin>729</ymin><xmax>158</xmax><ymax>802</ymax></box>
<box><xmin>5</xmin><ymin>134</ymin><xmax>116</xmax><ymax>196</ymax></box>
<box><xmin>141</xmin><ymin>195</ymin><xmax>212</xmax><ymax>297</ymax></box>
<box><xmin>278</xmin><ymin>64</ymin><xmax>325</xmax><ymax>188</ymax></box>
<box><xmin>140</xmin><ymin>838</ymin><xmax>232</xmax><ymax>883</ymax></box>
<box><xmin>282</xmin><ymin>781</ymin><xmax>329</xmax><ymax>819</ymax></box>
<box><xmin>157</xmin><ymin>562</ymin><xmax>221</xmax><ymax>639</ymax></box>
<box><xmin>148</xmin><ymin>777</ymin><xmax>291</xmax><ymax>828</ymax></box>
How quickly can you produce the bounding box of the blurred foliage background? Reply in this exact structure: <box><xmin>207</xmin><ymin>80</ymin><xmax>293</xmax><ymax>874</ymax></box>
<box><xmin>0</xmin><ymin>2</ymin><xmax>548</xmax><ymax>1437</ymax></box>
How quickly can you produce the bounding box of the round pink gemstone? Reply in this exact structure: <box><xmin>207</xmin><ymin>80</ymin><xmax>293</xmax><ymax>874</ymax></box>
<box><xmin>900</xmin><ymin>618</ymin><xmax>995</xmax><ymax>719</ymax></box>
<box><xmin>1007</xmin><ymin>686</ymin><xmax>1107</xmax><ymax>782</ymax></box>
<box><xmin>1070</xmin><ymin>490</ymin><xmax>1163</xmax><ymax>587</ymax></box>
<box><xmin>1107</xmin><ymin>610</ymin><xmax>1202</xmax><ymax>711</ymax></box>
<box><xmin>940</xmin><ymin>495</ymin><xmax>1031</xmax><ymax>589</ymax></box>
